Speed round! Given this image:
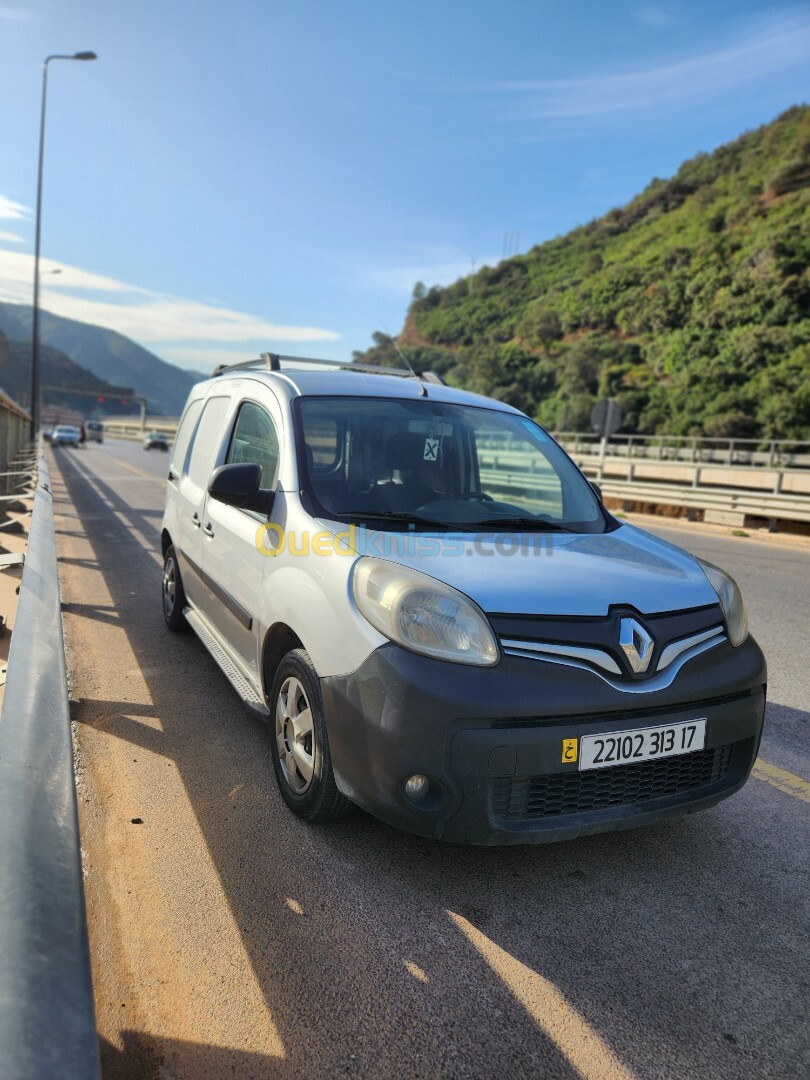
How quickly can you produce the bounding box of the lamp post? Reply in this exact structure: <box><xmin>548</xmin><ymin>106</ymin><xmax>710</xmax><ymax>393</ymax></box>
<box><xmin>30</xmin><ymin>51</ymin><xmax>96</xmax><ymax>438</ymax></box>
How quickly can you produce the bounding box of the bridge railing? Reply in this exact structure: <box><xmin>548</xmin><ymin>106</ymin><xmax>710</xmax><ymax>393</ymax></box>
<box><xmin>0</xmin><ymin>389</ymin><xmax>33</xmax><ymax>496</ymax></box>
<box><xmin>0</xmin><ymin>453</ymin><xmax>100</xmax><ymax>1079</ymax></box>
<box><xmin>99</xmin><ymin>416</ymin><xmax>179</xmax><ymax>441</ymax></box>
<box><xmin>552</xmin><ymin>432</ymin><xmax>810</xmax><ymax>469</ymax></box>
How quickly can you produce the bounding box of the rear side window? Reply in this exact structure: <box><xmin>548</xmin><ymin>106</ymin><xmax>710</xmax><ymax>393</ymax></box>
<box><xmin>171</xmin><ymin>398</ymin><xmax>204</xmax><ymax>475</ymax></box>
<box><xmin>226</xmin><ymin>402</ymin><xmax>280</xmax><ymax>488</ymax></box>
<box><xmin>187</xmin><ymin>397</ymin><xmax>230</xmax><ymax>487</ymax></box>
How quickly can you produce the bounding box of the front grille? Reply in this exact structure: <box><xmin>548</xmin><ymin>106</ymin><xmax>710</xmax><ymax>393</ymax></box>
<box><xmin>492</xmin><ymin>744</ymin><xmax>734</xmax><ymax>821</ymax></box>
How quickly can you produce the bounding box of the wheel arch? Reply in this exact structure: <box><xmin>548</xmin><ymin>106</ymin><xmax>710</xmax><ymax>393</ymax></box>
<box><xmin>262</xmin><ymin>622</ymin><xmax>304</xmax><ymax>698</ymax></box>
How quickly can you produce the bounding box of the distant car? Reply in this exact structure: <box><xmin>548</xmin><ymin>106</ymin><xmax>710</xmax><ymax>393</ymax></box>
<box><xmin>144</xmin><ymin>431</ymin><xmax>169</xmax><ymax>451</ymax></box>
<box><xmin>51</xmin><ymin>424</ymin><xmax>81</xmax><ymax>448</ymax></box>
<box><xmin>85</xmin><ymin>420</ymin><xmax>104</xmax><ymax>443</ymax></box>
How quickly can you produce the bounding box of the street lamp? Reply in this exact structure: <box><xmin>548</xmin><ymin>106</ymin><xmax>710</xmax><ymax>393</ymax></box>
<box><xmin>30</xmin><ymin>51</ymin><xmax>96</xmax><ymax>438</ymax></box>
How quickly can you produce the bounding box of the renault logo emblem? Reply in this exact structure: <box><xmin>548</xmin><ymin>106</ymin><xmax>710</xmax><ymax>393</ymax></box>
<box><xmin>619</xmin><ymin>617</ymin><xmax>654</xmax><ymax>674</ymax></box>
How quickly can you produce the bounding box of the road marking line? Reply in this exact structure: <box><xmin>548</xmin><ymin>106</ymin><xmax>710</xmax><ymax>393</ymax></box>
<box><xmin>752</xmin><ymin>759</ymin><xmax>810</xmax><ymax>803</ymax></box>
<box><xmin>449</xmin><ymin>911</ymin><xmax>635</xmax><ymax>1080</ymax></box>
<box><xmin>110</xmin><ymin>457</ymin><xmax>165</xmax><ymax>480</ymax></box>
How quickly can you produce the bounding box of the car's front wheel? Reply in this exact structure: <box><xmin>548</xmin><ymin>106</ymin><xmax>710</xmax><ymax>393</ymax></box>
<box><xmin>162</xmin><ymin>544</ymin><xmax>187</xmax><ymax>632</ymax></box>
<box><xmin>269</xmin><ymin>649</ymin><xmax>352</xmax><ymax>822</ymax></box>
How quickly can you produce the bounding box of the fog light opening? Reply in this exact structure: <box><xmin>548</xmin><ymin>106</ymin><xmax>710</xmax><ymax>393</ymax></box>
<box><xmin>404</xmin><ymin>773</ymin><xmax>430</xmax><ymax>800</ymax></box>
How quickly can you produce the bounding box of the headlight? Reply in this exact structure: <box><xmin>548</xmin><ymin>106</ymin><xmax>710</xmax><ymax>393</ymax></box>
<box><xmin>352</xmin><ymin>557</ymin><xmax>499</xmax><ymax>666</ymax></box>
<box><xmin>697</xmin><ymin>558</ymin><xmax>749</xmax><ymax>647</ymax></box>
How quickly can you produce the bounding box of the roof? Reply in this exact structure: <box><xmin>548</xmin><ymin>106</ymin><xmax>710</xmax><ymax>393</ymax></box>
<box><xmin>212</xmin><ymin>365</ymin><xmax>520</xmax><ymax>413</ymax></box>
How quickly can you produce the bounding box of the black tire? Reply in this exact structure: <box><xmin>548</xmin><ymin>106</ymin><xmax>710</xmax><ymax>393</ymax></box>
<box><xmin>269</xmin><ymin>649</ymin><xmax>353</xmax><ymax>822</ymax></box>
<box><xmin>162</xmin><ymin>544</ymin><xmax>188</xmax><ymax>632</ymax></box>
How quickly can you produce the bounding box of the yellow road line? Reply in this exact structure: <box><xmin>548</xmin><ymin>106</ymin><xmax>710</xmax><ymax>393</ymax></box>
<box><xmin>752</xmin><ymin>759</ymin><xmax>810</xmax><ymax>804</ymax></box>
<box><xmin>108</xmin><ymin>456</ymin><xmax>164</xmax><ymax>481</ymax></box>
<box><xmin>449</xmin><ymin>911</ymin><xmax>635</xmax><ymax>1079</ymax></box>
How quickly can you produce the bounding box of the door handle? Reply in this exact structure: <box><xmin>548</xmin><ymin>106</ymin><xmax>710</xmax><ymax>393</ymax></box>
<box><xmin>203</xmin><ymin>523</ymin><xmax>215</xmax><ymax>538</ymax></box>
<box><xmin>191</xmin><ymin>512</ymin><xmax>201</xmax><ymax>528</ymax></box>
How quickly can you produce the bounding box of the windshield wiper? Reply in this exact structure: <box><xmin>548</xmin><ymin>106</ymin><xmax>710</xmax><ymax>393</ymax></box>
<box><xmin>467</xmin><ymin>516</ymin><xmax>579</xmax><ymax>533</ymax></box>
<box><xmin>335</xmin><ymin>509</ymin><xmax>467</xmax><ymax>531</ymax></box>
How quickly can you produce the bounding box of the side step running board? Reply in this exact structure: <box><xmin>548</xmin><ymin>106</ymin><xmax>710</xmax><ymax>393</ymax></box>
<box><xmin>184</xmin><ymin>607</ymin><xmax>269</xmax><ymax>717</ymax></box>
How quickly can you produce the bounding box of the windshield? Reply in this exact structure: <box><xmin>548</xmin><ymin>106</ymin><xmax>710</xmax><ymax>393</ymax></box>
<box><xmin>295</xmin><ymin>396</ymin><xmax>606</xmax><ymax>533</ymax></box>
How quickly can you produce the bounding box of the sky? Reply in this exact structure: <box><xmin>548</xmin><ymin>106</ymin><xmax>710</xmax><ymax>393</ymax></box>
<box><xmin>0</xmin><ymin>1</ymin><xmax>808</xmax><ymax>376</ymax></box>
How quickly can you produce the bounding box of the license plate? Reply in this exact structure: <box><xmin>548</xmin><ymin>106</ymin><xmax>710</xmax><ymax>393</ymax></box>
<box><xmin>579</xmin><ymin>718</ymin><xmax>707</xmax><ymax>771</ymax></box>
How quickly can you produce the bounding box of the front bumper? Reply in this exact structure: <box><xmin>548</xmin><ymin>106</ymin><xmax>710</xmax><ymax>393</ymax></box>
<box><xmin>321</xmin><ymin>636</ymin><xmax>766</xmax><ymax>845</ymax></box>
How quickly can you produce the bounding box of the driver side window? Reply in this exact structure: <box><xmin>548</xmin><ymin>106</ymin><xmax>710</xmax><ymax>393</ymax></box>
<box><xmin>227</xmin><ymin>402</ymin><xmax>280</xmax><ymax>489</ymax></box>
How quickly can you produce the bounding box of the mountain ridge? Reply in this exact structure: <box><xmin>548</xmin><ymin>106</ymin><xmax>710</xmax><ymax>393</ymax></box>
<box><xmin>0</xmin><ymin>302</ymin><xmax>199</xmax><ymax>415</ymax></box>
<box><xmin>0</xmin><ymin>328</ymin><xmax>136</xmax><ymax>415</ymax></box>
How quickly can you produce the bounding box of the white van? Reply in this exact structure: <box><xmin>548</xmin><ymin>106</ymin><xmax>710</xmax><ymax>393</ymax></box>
<box><xmin>160</xmin><ymin>355</ymin><xmax>765</xmax><ymax>844</ymax></box>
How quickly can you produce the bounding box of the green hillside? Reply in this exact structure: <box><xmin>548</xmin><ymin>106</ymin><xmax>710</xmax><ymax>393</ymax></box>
<box><xmin>356</xmin><ymin>106</ymin><xmax>810</xmax><ymax>439</ymax></box>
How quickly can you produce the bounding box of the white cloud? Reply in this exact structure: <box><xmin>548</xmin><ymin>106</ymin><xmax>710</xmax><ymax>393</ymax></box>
<box><xmin>0</xmin><ymin>246</ymin><xmax>340</xmax><ymax>352</ymax></box>
<box><xmin>477</xmin><ymin>13</ymin><xmax>810</xmax><ymax>118</ymax></box>
<box><xmin>0</xmin><ymin>195</ymin><xmax>28</xmax><ymax>220</ymax></box>
<box><xmin>0</xmin><ymin>231</ymin><xmax>23</xmax><ymax>244</ymax></box>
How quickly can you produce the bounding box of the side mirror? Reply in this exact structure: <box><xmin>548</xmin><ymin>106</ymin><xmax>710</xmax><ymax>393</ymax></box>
<box><xmin>208</xmin><ymin>463</ymin><xmax>272</xmax><ymax>512</ymax></box>
<box><xmin>589</xmin><ymin>481</ymin><xmax>604</xmax><ymax>502</ymax></box>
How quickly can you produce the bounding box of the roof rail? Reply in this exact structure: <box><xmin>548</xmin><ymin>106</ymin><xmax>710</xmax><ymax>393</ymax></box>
<box><xmin>212</xmin><ymin>353</ymin><xmax>279</xmax><ymax>377</ymax></box>
<box><xmin>212</xmin><ymin>353</ymin><xmax>444</xmax><ymax>384</ymax></box>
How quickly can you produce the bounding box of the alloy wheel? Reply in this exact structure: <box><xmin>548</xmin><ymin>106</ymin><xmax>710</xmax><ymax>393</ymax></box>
<box><xmin>162</xmin><ymin>555</ymin><xmax>176</xmax><ymax>619</ymax></box>
<box><xmin>276</xmin><ymin>676</ymin><xmax>316</xmax><ymax>794</ymax></box>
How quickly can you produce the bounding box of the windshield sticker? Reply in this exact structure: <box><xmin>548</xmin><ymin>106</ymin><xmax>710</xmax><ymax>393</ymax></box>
<box><xmin>423</xmin><ymin>438</ymin><xmax>439</xmax><ymax>462</ymax></box>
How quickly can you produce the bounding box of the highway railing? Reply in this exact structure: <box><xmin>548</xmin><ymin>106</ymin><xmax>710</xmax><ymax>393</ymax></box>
<box><xmin>0</xmin><ymin>454</ymin><xmax>100</xmax><ymax>1080</ymax></box>
<box><xmin>0</xmin><ymin>389</ymin><xmax>33</xmax><ymax>496</ymax></box>
<box><xmin>100</xmin><ymin>417</ymin><xmax>179</xmax><ymax>441</ymax></box>
<box><xmin>478</xmin><ymin>446</ymin><xmax>810</xmax><ymax>526</ymax></box>
<box><xmin>554</xmin><ymin>431</ymin><xmax>810</xmax><ymax>469</ymax></box>
<box><xmin>596</xmin><ymin>479</ymin><xmax>810</xmax><ymax>525</ymax></box>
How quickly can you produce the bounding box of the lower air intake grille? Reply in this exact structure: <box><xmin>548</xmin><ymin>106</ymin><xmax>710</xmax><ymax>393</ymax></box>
<box><xmin>492</xmin><ymin>745</ymin><xmax>734</xmax><ymax>821</ymax></box>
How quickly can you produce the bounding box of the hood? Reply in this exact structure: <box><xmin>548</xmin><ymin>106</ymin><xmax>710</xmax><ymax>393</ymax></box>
<box><xmin>323</xmin><ymin>520</ymin><xmax>718</xmax><ymax>617</ymax></box>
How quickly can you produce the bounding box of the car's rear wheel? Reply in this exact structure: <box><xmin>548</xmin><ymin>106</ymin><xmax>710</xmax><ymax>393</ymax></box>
<box><xmin>269</xmin><ymin>649</ymin><xmax>352</xmax><ymax>822</ymax></box>
<box><xmin>162</xmin><ymin>544</ymin><xmax>187</xmax><ymax>632</ymax></box>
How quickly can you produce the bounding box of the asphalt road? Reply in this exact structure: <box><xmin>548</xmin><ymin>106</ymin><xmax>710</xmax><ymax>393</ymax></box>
<box><xmin>52</xmin><ymin>439</ymin><xmax>809</xmax><ymax>1080</ymax></box>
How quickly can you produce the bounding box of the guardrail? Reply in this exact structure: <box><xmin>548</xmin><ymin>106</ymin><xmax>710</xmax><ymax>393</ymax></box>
<box><xmin>100</xmin><ymin>417</ymin><xmax>179</xmax><ymax>442</ymax></box>
<box><xmin>0</xmin><ymin>454</ymin><xmax>100</xmax><ymax>1079</ymax></box>
<box><xmin>0</xmin><ymin>389</ymin><xmax>33</xmax><ymax>496</ymax></box>
<box><xmin>596</xmin><ymin>478</ymin><xmax>810</xmax><ymax>525</ymax></box>
<box><xmin>479</xmin><ymin>434</ymin><xmax>810</xmax><ymax>527</ymax></box>
<box><xmin>554</xmin><ymin>431</ymin><xmax>810</xmax><ymax>469</ymax></box>
<box><xmin>478</xmin><ymin>448</ymin><xmax>810</xmax><ymax>526</ymax></box>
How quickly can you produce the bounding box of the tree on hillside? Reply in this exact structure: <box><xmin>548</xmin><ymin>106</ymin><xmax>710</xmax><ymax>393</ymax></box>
<box><xmin>522</xmin><ymin>303</ymin><xmax>563</xmax><ymax>355</ymax></box>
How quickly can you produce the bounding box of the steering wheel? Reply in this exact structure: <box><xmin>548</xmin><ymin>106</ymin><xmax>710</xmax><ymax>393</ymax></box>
<box><xmin>456</xmin><ymin>491</ymin><xmax>494</xmax><ymax>502</ymax></box>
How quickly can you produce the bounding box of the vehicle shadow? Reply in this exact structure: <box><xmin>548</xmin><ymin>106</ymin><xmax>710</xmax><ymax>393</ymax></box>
<box><xmin>54</xmin><ymin>452</ymin><xmax>806</xmax><ymax>1080</ymax></box>
<box><xmin>99</xmin><ymin>1033</ymin><xmax>284</xmax><ymax>1080</ymax></box>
